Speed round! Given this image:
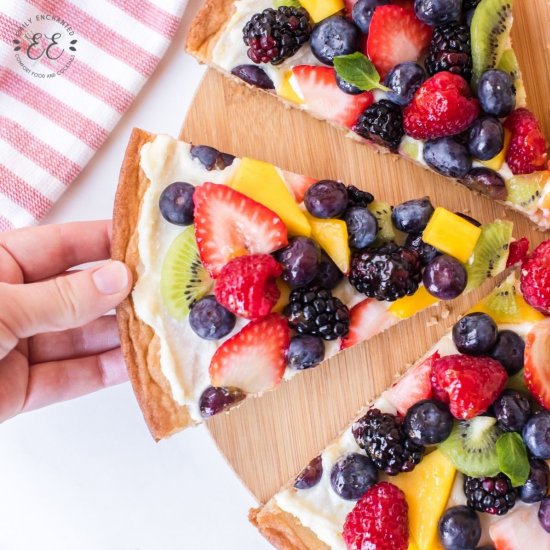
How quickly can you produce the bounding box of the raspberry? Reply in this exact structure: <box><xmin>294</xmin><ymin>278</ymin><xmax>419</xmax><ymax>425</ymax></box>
<box><xmin>343</xmin><ymin>482</ymin><xmax>409</xmax><ymax>550</ymax></box>
<box><xmin>504</xmin><ymin>109</ymin><xmax>548</xmax><ymax>175</ymax></box>
<box><xmin>520</xmin><ymin>239</ymin><xmax>550</xmax><ymax>315</ymax></box>
<box><xmin>506</xmin><ymin>237</ymin><xmax>530</xmax><ymax>268</ymax></box>
<box><xmin>214</xmin><ymin>254</ymin><xmax>282</xmax><ymax>320</ymax></box>
<box><xmin>403</xmin><ymin>72</ymin><xmax>480</xmax><ymax>140</ymax></box>
<box><xmin>431</xmin><ymin>355</ymin><xmax>507</xmax><ymax>420</ymax></box>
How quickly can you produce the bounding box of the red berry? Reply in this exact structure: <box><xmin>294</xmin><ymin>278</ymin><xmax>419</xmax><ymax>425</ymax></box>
<box><xmin>506</xmin><ymin>237</ymin><xmax>530</xmax><ymax>268</ymax></box>
<box><xmin>431</xmin><ymin>354</ymin><xmax>507</xmax><ymax>420</ymax></box>
<box><xmin>403</xmin><ymin>72</ymin><xmax>480</xmax><ymax>140</ymax></box>
<box><xmin>504</xmin><ymin>109</ymin><xmax>548</xmax><ymax>175</ymax></box>
<box><xmin>521</xmin><ymin>239</ymin><xmax>550</xmax><ymax>315</ymax></box>
<box><xmin>214</xmin><ymin>254</ymin><xmax>282</xmax><ymax>320</ymax></box>
<box><xmin>343</xmin><ymin>482</ymin><xmax>408</xmax><ymax>550</ymax></box>
<box><xmin>524</xmin><ymin>318</ymin><xmax>550</xmax><ymax>410</ymax></box>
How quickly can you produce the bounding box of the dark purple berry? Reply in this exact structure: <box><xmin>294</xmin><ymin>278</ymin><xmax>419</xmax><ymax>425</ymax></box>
<box><xmin>313</xmin><ymin>251</ymin><xmax>343</xmax><ymax>289</ymax></box>
<box><xmin>330</xmin><ymin>452</ymin><xmax>378</xmax><ymax>500</ymax></box>
<box><xmin>520</xmin><ymin>459</ymin><xmax>549</xmax><ymax>503</ymax></box>
<box><xmin>295</xmin><ymin>455</ymin><xmax>323</xmax><ymax>489</ymax></box>
<box><xmin>414</xmin><ymin>0</ymin><xmax>462</xmax><ymax>25</ymax></box>
<box><xmin>464</xmin><ymin>474</ymin><xmax>517</xmax><ymax>515</ymax></box>
<box><xmin>423</xmin><ymin>138</ymin><xmax>472</xmax><ymax>178</ymax></box>
<box><xmin>347</xmin><ymin>185</ymin><xmax>374</xmax><ymax>208</ymax></box>
<box><xmin>391</xmin><ymin>197</ymin><xmax>434</xmax><ymax>234</ymax></box>
<box><xmin>231</xmin><ymin>64</ymin><xmax>275</xmax><ymax>89</ymax></box>
<box><xmin>310</xmin><ymin>16</ymin><xmax>360</xmax><ymax>66</ymax></box>
<box><xmin>159</xmin><ymin>182</ymin><xmax>195</xmax><ymax>226</ymax></box>
<box><xmin>523</xmin><ymin>411</ymin><xmax>550</xmax><ymax>460</ymax></box>
<box><xmin>352</xmin><ymin>0</ymin><xmax>390</xmax><ymax>34</ymax></box>
<box><xmin>493</xmin><ymin>389</ymin><xmax>530</xmax><ymax>433</ymax></box>
<box><xmin>385</xmin><ymin>62</ymin><xmax>427</xmax><ymax>106</ymax></box>
<box><xmin>539</xmin><ymin>497</ymin><xmax>550</xmax><ymax>533</ymax></box>
<box><xmin>344</xmin><ymin>207</ymin><xmax>378</xmax><ymax>249</ymax></box>
<box><xmin>405</xmin><ymin>233</ymin><xmax>440</xmax><ymax>266</ymax></box>
<box><xmin>287</xmin><ymin>335</ymin><xmax>325</xmax><ymax>370</ymax></box>
<box><xmin>304</xmin><ymin>180</ymin><xmax>348</xmax><ymax>218</ymax></box>
<box><xmin>452</xmin><ymin>312</ymin><xmax>498</xmax><ymax>356</ymax></box>
<box><xmin>477</xmin><ymin>69</ymin><xmax>516</xmax><ymax>118</ymax></box>
<box><xmin>461</xmin><ymin>167</ymin><xmax>507</xmax><ymax>201</ymax></box>
<box><xmin>490</xmin><ymin>330</ymin><xmax>525</xmax><ymax>376</ymax></box>
<box><xmin>404</xmin><ymin>399</ymin><xmax>454</xmax><ymax>445</ymax></box>
<box><xmin>438</xmin><ymin>506</ymin><xmax>481</xmax><ymax>549</ymax></box>
<box><xmin>190</xmin><ymin>145</ymin><xmax>235</xmax><ymax>171</ymax></box>
<box><xmin>336</xmin><ymin>74</ymin><xmax>363</xmax><ymax>95</ymax></box>
<box><xmin>423</xmin><ymin>255</ymin><xmax>467</xmax><ymax>300</ymax></box>
<box><xmin>189</xmin><ymin>296</ymin><xmax>236</xmax><ymax>340</ymax></box>
<box><xmin>277</xmin><ymin>237</ymin><xmax>321</xmax><ymax>288</ymax></box>
<box><xmin>199</xmin><ymin>385</ymin><xmax>245</xmax><ymax>418</ymax></box>
<box><xmin>468</xmin><ymin>117</ymin><xmax>504</xmax><ymax>161</ymax></box>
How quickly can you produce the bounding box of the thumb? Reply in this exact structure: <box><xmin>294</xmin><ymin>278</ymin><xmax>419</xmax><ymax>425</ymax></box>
<box><xmin>1</xmin><ymin>261</ymin><xmax>132</xmax><ymax>341</ymax></box>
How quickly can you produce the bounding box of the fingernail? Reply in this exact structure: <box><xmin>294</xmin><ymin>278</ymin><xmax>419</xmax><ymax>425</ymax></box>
<box><xmin>92</xmin><ymin>261</ymin><xmax>129</xmax><ymax>295</ymax></box>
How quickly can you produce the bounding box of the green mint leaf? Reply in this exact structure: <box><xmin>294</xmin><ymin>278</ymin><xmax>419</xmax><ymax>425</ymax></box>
<box><xmin>333</xmin><ymin>52</ymin><xmax>390</xmax><ymax>92</ymax></box>
<box><xmin>274</xmin><ymin>0</ymin><xmax>302</xmax><ymax>8</ymax></box>
<box><xmin>496</xmin><ymin>432</ymin><xmax>530</xmax><ymax>487</ymax></box>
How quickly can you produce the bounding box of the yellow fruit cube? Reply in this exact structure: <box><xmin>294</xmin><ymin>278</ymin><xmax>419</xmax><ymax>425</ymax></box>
<box><xmin>391</xmin><ymin>450</ymin><xmax>456</xmax><ymax>550</ymax></box>
<box><xmin>299</xmin><ymin>0</ymin><xmax>344</xmax><ymax>22</ymax></box>
<box><xmin>479</xmin><ymin>129</ymin><xmax>511</xmax><ymax>171</ymax></box>
<box><xmin>305</xmin><ymin>213</ymin><xmax>350</xmax><ymax>274</ymax></box>
<box><xmin>389</xmin><ymin>286</ymin><xmax>440</xmax><ymax>319</ymax></box>
<box><xmin>422</xmin><ymin>207</ymin><xmax>482</xmax><ymax>263</ymax></box>
<box><xmin>278</xmin><ymin>71</ymin><xmax>303</xmax><ymax>104</ymax></box>
<box><xmin>231</xmin><ymin>158</ymin><xmax>311</xmax><ymax>237</ymax></box>
<box><xmin>272</xmin><ymin>279</ymin><xmax>290</xmax><ymax>313</ymax></box>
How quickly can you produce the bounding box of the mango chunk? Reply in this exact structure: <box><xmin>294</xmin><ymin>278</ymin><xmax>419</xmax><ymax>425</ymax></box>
<box><xmin>479</xmin><ymin>129</ymin><xmax>511</xmax><ymax>171</ymax></box>
<box><xmin>422</xmin><ymin>207</ymin><xmax>481</xmax><ymax>263</ymax></box>
<box><xmin>305</xmin><ymin>213</ymin><xmax>350</xmax><ymax>274</ymax></box>
<box><xmin>231</xmin><ymin>158</ymin><xmax>311</xmax><ymax>237</ymax></box>
<box><xmin>391</xmin><ymin>450</ymin><xmax>456</xmax><ymax>550</ymax></box>
<box><xmin>278</xmin><ymin>71</ymin><xmax>303</xmax><ymax>104</ymax></box>
<box><xmin>389</xmin><ymin>286</ymin><xmax>440</xmax><ymax>319</ymax></box>
<box><xmin>299</xmin><ymin>0</ymin><xmax>344</xmax><ymax>22</ymax></box>
<box><xmin>272</xmin><ymin>279</ymin><xmax>290</xmax><ymax>313</ymax></box>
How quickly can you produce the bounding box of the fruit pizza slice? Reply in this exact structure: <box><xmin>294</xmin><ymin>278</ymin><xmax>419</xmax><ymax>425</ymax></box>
<box><xmin>251</xmin><ymin>241</ymin><xmax>550</xmax><ymax>550</ymax></box>
<box><xmin>113</xmin><ymin>129</ymin><xmax>516</xmax><ymax>439</ymax></box>
<box><xmin>186</xmin><ymin>0</ymin><xmax>550</xmax><ymax>229</ymax></box>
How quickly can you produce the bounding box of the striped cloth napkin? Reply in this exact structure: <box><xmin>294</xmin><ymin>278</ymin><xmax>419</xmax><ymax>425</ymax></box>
<box><xmin>0</xmin><ymin>0</ymin><xmax>187</xmax><ymax>231</ymax></box>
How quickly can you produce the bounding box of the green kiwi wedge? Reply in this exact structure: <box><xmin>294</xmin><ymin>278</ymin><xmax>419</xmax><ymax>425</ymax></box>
<box><xmin>465</xmin><ymin>220</ymin><xmax>513</xmax><ymax>290</ymax></box>
<box><xmin>505</xmin><ymin>173</ymin><xmax>544</xmax><ymax>212</ymax></box>
<box><xmin>484</xmin><ymin>278</ymin><xmax>519</xmax><ymax>318</ymax></box>
<box><xmin>161</xmin><ymin>226</ymin><xmax>213</xmax><ymax>320</ymax></box>
<box><xmin>498</xmin><ymin>49</ymin><xmax>527</xmax><ymax>106</ymax></box>
<box><xmin>367</xmin><ymin>200</ymin><xmax>395</xmax><ymax>244</ymax></box>
<box><xmin>471</xmin><ymin>0</ymin><xmax>514</xmax><ymax>88</ymax></box>
<box><xmin>439</xmin><ymin>416</ymin><xmax>502</xmax><ymax>477</ymax></box>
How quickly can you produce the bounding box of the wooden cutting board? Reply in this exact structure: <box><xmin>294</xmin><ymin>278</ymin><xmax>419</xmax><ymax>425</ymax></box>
<box><xmin>181</xmin><ymin>1</ymin><xmax>550</xmax><ymax>505</ymax></box>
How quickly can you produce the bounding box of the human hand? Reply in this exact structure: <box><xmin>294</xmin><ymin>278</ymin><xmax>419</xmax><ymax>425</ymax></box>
<box><xmin>0</xmin><ymin>220</ymin><xmax>132</xmax><ymax>422</ymax></box>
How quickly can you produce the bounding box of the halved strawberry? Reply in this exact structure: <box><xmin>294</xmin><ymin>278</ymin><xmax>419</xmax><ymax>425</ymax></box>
<box><xmin>281</xmin><ymin>169</ymin><xmax>317</xmax><ymax>203</ymax></box>
<box><xmin>340</xmin><ymin>299</ymin><xmax>395</xmax><ymax>350</ymax></box>
<box><xmin>383</xmin><ymin>351</ymin><xmax>439</xmax><ymax>416</ymax></box>
<box><xmin>209</xmin><ymin>313</ymin><xmax>290</xmax><ymax>394</ymax></box>
<box><xmin>291</xmin><ymin>65</ymin><xmax>374</xmax><ymax>129</ymax></box>
<box><xmin>194</xmin><ymin>182</ymin><xmax>288</xmax><ymax>277</ymax></box>
<box><xmin>366</xmin><ymin>5</ymin><xmax>432</xmax><ymax>78</ymax></box>
<box><xmin>489</xmin><ymin>505</ymin><xmax>550</xmax><ymax>550</ymax></box>
<box><xmin>524</xmin><ymin>318</ymin><xmax>550</xmax><ymax>409</ymax></box>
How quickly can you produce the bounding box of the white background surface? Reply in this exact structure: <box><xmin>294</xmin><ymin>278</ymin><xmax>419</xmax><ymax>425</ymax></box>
<box><xmin>0</xmin><ymin>3</ymin><xmax>272</xmax><ymax>549</ymax></box>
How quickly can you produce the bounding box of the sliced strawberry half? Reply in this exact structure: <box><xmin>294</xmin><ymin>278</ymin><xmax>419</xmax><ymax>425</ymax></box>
<box><xmin>281</xmin><ymin>169</ymin><xmax>317</xmax><ymax>203</ymax></box>
<box><xmin>366</xmin><ymin>5</ymin><xmax>432</xmax><ymax>78</ymax></box>
<box><xmin>194</xmin><ymin>182</ymin><xmax>288</xmax><ymax>277</ymax></box>
<box><xmin>489</xmin><ymin>505</ymin><xmax>550</xmax><ymax>550</ymax></box>
<box><xmin>209</xmin><ymin>313</ymin><xmax>290</xmax><ymax>394</ymax></box>
<box><xmin>340</xmin><ymin>299</ymin><xmax>395</xmax><ymax>350</ymax></box>
<box><xmin>525</xmin><ymin>318</ymin><xmax>550</xmax><ymax>409</ymax></box>
<box><xmin>291</xmin><ymin>65</ymin><xmax>374</xmax><ymax>129</ymax></box>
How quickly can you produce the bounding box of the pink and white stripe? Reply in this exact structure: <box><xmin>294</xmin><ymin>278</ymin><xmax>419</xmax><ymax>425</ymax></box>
<box><xmin>0</xmin><ymin>0</ymin><xmax>187</xmax><ymax>230</ymax></box>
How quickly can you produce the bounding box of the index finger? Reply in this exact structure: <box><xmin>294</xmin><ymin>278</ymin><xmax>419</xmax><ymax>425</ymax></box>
<box><xmin>0</xmin><ymin>220</ymin><xmax>112</xmax><ymax>282</ymax></box>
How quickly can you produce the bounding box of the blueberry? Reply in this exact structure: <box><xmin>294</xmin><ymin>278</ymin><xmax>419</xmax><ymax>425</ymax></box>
<box><xmin>461</xmin><ymin>167</ymin><xmax>507</xmax><ymax>201</ymax></box>
<box><xmin>468</xmin><ymin>117</ymin><xmax>504</xmax><ymax>161</ymax></box>
<box><xmin>520</xmin><ymin>459</ymin><xmax>549</xmax><ymax>503</ymax></box>
<box><xmin>452</xmin><ymin>312</ymin><xmax>498</xmax><ymax>356</ymax></box>
<box><xmin>190</xmin><ymin>145</ymin><xmax>235</xmax><ymax>171</ymax></box>
<box><xmin>539</xmin><ymin>497</ymin><xmax>550</xmax><ymax>533</ymax></box>
<box><xmin>385</xmin><ymin>62</ymin><xmax>427</xmax><ymax>106</ymax></box>
<box><xmin>405</xmin><ymin>233</ymin><xmax>441</xmax><ymax>266</ymax></box>
<box><xmin>423</xmin><ymin>255</ymin><xmax>467</xmax><ymax>300</ymax></box>
<box><xmin>313</xmin><ymin>251</ymin><xmax>344</xmax><ymax>289</ymax></box>
<box><xmin>438</xmin><ymin>506</ymin><xmax>481</xmax><ymax>550</ymax></box>
<box><xmin>523</xmin><ymin>411</ymin><xmax>550</xmax><ymax>460</ymax></box>
<box><xmin>336</xmin><ymin>74</ymin><xmax>364</xmax><ymax>95</ymax></box>
<box><xmin>231</xmin><ymin>64</ymin><xmax>275</xmax><ymax>89</ymax></box>
<box><xmin>189</xmin><ymin>296</ymin><xmax>236</xmax><ymax>340</ymax></box>
<box><xmin>276</xmin><ymin>237</ymin><xmax>321</xmax><ymax>288</ymax></box>
<box><xmin>199</xmin><ymin>385</ymin><xmax>245</xmax><ymax>418</ymax></box>
<box><xmin>414</xmin><ymin>0</ymin><xmax>462</xmax><ymax>25</ymax></box>
<box><xmin>477</xmin><ymin>69</ymin><xmax>516</xmax><ymax>118</ymax></box>
<box><xmin>294</xmin><ymin>455</ymin><xmax>323</xmax><ymax>489</ymax></box>
<box><xmin>423</xmin><ymin>138</ymin><xmax>472</xmax><ymax>178</ymax></box>
<box><xmin>352</xmin><ymin>0</ymin><xmax>391</xmax><ymax>34</ymax></box>
<box><xmin>343</xmin><ymin>207</ymin><xmax>378</xmax><ymax>249</ymax></box>
<box><xmin>310</xmin><ymin>16</ymin><xmax>360</xmax><ymax>66</ymax></box>
<box><xmin>404</xmin><ymin>399</ymin><xmax>454</xmax><ymax>445</ymax></box>
<box><xmin>490</xmin><ymin>330</ymin><xmax>525</xmax><ymax>376</ymax></box>
<box><xmin>287</xmin><ymin>335</ymin><xmax>325</xmax><ymax>370</ymax></box>
<box><xmin>391</xmin><ymin>197</ymin><xmax>434</xmax><ymax>234</ymax></box>
<box><xmin>330</xmin><ymin>452</ymin><xmax>378</xmax><ymax>500</ymax></box>
<box><xmin>305</xmin><ymin>180</ymin><xmax>349</xmax><ymax>218</ymax></box>
<box><xmin>493</xmin><ymin>389</ymin><xmax>531</xmax><ymax>433</ymax></box>
<box><xmin>159</xmin><ymin>182</ymin><xmax>195</xmax><ymax>226</ymax></box>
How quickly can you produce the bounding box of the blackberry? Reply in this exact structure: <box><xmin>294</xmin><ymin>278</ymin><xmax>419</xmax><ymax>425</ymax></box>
<box><xmin>353</xmin><ymin>100</ymin><xmax>404</xmax><ymax>150</ymax></box>
<box><xmin>464</xmin><ymin>474</ymin><xmax>517</xmax><ymax>516</ymax></box>
<box><xmin>463</xmin><ymin>0</ymin><xmax>480</xmax><ymax>10</ymax></box>
<box><xmin>347</xmin><ymin>185</ymin><xmax>374</xmax><ymax>208</ymax></box>
<box><xmin>243</xmin><ymin>7</ymin><xmax>311</xmax><ymax>65</ymax></box>
<box><xmin>426</xmin><ymin>23</ymin><xmax>472</xmax><ymax>81</ymax></box>
<box><xmin>284</xmin><ymin>286</ymin><xmax>350</xmax><ymax>340</ymax></box>
<box><xmin>349</xmin><ymin>243</ymin><xmax>422</xmax><ymax>301</ymax></box>
<box><xmin>353</xmin><ymin>408</ymin><xmax>424</xmax><ymax>476</ymax></box>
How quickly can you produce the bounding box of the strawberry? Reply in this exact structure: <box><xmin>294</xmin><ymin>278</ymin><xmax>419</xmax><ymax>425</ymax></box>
<box><xmin>506</xmin><ymin>237</ymin><xmax>530</xmax><ymax>268</ymax></box>
<box><xmin>384</xmin><ymin>351</ymin><xmax>439</xmax><ymax>415</ymax></box>
<box><xmin>403</xmin><ymin>72</ymin><xmax>480</xmax><ymax>140</ymax></box>
<box><xmin>521</xmin><ymin>239</ymin><xmax>550</xmax><ymax>315</ymax></box>
<box><xmin>340</xmin><ymin>298</ymin><xmax>395</xmax><ymax>350</ymax></box>
<box><xmin>343</xmin><ymin>482</ymin><xmax>409</xmax><ymax>550</ymax></box>
<box><xmin>291</xmin><ymin>65</ymin><xmax>374</xmax><ymax>128</ymax></box>
<box><xmin>524</xmin><ymin>318</ymin><xmax>550</xmax><ymax>410</ymax></box>
<box><xmin>489</xmin><ymin>505</ymin><xmax>550</xmax><ymax>550</ymax></box>
<box><xmin>366</xmin><ymin>5</ymin><xmax>432</xmax><ymax>78</ymax></box>
<box><xmin>281</xmin><ymin>169</ymin><xmax>317</xmax><ymax>203</ymax></box>
<box><xmin>214</xmin><ymin>254</ymin><xmax>282</xmax><ymax>320</ymax></box>
<box><xmin>193</xmin><ymin>182</ymin><xmax>288</xmax><ymax>277</ymax></box>
<box><xmin>209</xmin><ymin>313</ymin><xmax>290</xmax><ymax>394</ymax></box>
<box><xmin>431</xmin><ymin>355</ymin><xmax>507</xmax><ymax>419</ymax></box>
<box><xmin>343</xmin><ymin>0</ymin><xmax>358</xmax><ymax>17</ymax></box>
<box><xmin>504</xmin><ymin>109</ymin><xmax>548</xmax><ymax>175</ymax></box>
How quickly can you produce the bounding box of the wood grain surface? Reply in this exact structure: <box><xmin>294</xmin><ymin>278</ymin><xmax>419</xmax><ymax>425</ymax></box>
<box><xmin>181</xmin><ymin>0</ymin><xmax>550</xmax><ymax>504</ymax></box>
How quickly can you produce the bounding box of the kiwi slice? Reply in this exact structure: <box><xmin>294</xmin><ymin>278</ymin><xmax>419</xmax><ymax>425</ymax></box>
<box><xmin>505</xmin><ymin>174</ymin><xmax>544</xmax><ymax>212</ymax></box>
<box><xmin>367</xmin><ymin>200</ymin><xmax>395</xmax><ymax>244</ymax></box>
<box><xmin>484</xmin><ymin>278</ymin><xmax>519</xmax><ymax>318</ymax></box>
<box><xmin>160</xmin><ymin>226</ymin><xmax>213</xmax><ymax>320</ymax></box>
<box><xmin>439</xmin><ymin>416</ymin><xmax>502</xmax><ymax>477</ymax></box>
<box><xmin>471</xmin><ymin>0</ymin><xmax>514</xmax><ymax>88</ymax></box>
<box><xmin>465</xmin><ymin>220</ymin><xmax>513</xmax><ymax>290</ymax></box>
<box><xmin>399</xmin><ymin>138</ymin><xmax>421</xmax><ymax>161</ymax></box>
<box><xmin>498</xmin><ymin>49</ymin><xmax>527</xmax><ymax>106</ymax></box>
